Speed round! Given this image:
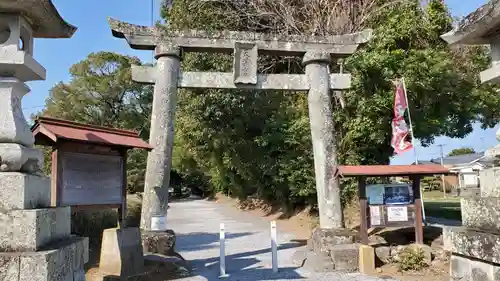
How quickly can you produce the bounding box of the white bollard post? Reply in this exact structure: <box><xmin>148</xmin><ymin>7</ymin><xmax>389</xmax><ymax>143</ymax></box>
<box><xmin>271</xmin><ymin>221</ymin><xmax>278</xmax><ymax>273</ymax></box>
<box><xmin>219</xmin><ymin>223</ymin><xmax>227</xmax><ymax>277</ymax></box>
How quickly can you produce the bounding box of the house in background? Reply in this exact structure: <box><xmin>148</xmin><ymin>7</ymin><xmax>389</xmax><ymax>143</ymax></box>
<box><xmin>429</xmin><ymin>152</ymin><xmax>493</xmax><ymax>188</ymax></box>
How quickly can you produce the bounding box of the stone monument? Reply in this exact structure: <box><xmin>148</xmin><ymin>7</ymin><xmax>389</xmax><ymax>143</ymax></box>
<box><xmin>441</xmin><ymin>0</ymin><xmax>500</xmax><ymax>280</ymax></box>
<box><xmin>0</xmin><ymin>1</ymin><xmax>88</xmax><ymax>280</ymax></box>
<box><xmin>108</xmin><ymin>17</ymin><xmax>372</xmax><ymax>268</ymax></box>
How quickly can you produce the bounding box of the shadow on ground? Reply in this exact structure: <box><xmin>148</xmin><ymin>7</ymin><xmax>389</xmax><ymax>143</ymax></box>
<box><xmin>176</xmin><ymin>231</ymin><xmax>254</xmax><ymax>252</ymax></box>
<box><xmin>184</xmin><ymin>242</ymin><xmax>305</xmax><ymax>280</ymax></box>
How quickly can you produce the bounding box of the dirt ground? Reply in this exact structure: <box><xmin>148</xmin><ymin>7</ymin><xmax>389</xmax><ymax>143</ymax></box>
<box><xmin>214</xmin><ymin>194</ymin><xmax>450</xmax><ymax>281</ymax></box>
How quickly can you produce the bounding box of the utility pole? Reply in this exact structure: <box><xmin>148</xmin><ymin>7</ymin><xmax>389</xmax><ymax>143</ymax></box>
<box><xmin>438</xmin><ymin>144</ymin><xmax>446</xmax><ymax>198</ymax></box>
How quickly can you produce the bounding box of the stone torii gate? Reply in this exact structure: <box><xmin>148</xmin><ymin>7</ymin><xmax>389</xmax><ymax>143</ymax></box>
<box><xmin>108</xmin><ymin>18</ymin><xmax>372</xmax><ymax>234</ymax></box>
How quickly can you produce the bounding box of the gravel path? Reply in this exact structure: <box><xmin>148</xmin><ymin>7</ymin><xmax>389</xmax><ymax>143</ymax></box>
<box><xmin>168</xmin><ymin>197</ymin><xmax>400</xmax><ymax>281</ymax></box>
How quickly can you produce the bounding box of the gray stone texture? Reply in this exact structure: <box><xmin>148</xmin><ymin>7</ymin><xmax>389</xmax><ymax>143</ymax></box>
<box><xmin>446</xmin><ymin>227</ymin><xmax>500</xmax><ymax>264</ymax></box>
<box><xmin>0</xmin><ymin>2</ymin><xmax>86</xmax><ymax>281</ymax></box>
<box><xmin>304</xmin><ymin>51</ymin><xmax>344</xmax><ymax>229</ymax></box>
<box><xmin>0</xmin><ymin>172</ymin><xmax>51</xmax><ymax>210</ymax></box>
<box><xmin>108</xmin><ymin>17</ymin><xmax>373</xmax><ymax>56</ymax></box>
<box><xmin>0</xmin><ymin>236</ymin><xmax>87</xmax><ymax>281</ymax></box>
<box><xmin>140</xmin><ymin>44</ymin><xmax>180</xmax><ymax>230</ymax></box>
<box><xmin>451</xmin><ymin>255</ymin><xmax>472</xmax><ymax>281</ymax></box>
<box><xmin>233</xmin><ymin>42</ymin><xmax>258</xmax><ymax>84</ymax></box>
<box><xmin>99</xmin><ymin>228</ymin><xmax>144</xmax><ymax>277</ymax></box>
<box><xmin>480</xmin><ymin>168</ymin><xmax>500</xmax><ymax>197</ymax></box>
<box><xmin>0</xmin><ymin>78</ymin><xmax>36</xmax><ymax>147</ymax></box>
<box><xmin>0</xmin><ymin>0</ymin><xmax>77</xmax><ymax>38</ymax></box>
<box><xmin>441</xmin><ymin>0</ymin><xmax>500</xmax><ymax>46</ymax></box>
<box><xmin>132</xmin><ymin>65</ymin><xmax>352</xmax><ymax>91</ymax></box>
<box><xmin>330</xmin><ymin>243</ymin><xmax>360</xmax><ymax>272</ymax></box>
<box><xmin>0</xmin><ymin>143</ymin><xmax>44</xmax><ymax>174</ymax></box>
<box><xmin>450</xmin><ymin>254</ymin><xmax>500</xmax><ymax>281</ymax></box>
<box><xmin>0</xmin><ymin>15</ymin><xmax>46</xmax><ymax>81</ymax></box>
<box><xmin>310</xmin><ymin>228</ymin><xmax>356</xmax><ymax>254</ymax></box>
<box><xmin>374</xmin><ymin>246</ymin><xmax>391</xmax><ymax>263</ymax></box>
<box><xmin>0</xmin><ymin>207</ymin><xmax>70</xmax><ymax>252</ymax></box>
<box><xmin>141</xmin><ymin>229</ymin><xmax>176</xmax><ymax>256</ymax></box>
<box><xmin>302</xmin><ymin>251</ymin><xmax>336</xmax><ymax>272</ymax></box>
<box><xmin>462</xmin><ymin>197</ymin><xmax>500</xmax><ymax>232</ymax></box>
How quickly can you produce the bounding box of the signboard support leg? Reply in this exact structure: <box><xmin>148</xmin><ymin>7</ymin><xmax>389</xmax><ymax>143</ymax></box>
<box><xmin>358</xmin><ymin>176</ymin><xmax>369</xmax><ymax>245</ymax></box>
<box><xmin>411</xmin><ymin>176</ymin><xmax>424</xmax><ymax>244</ymax></box>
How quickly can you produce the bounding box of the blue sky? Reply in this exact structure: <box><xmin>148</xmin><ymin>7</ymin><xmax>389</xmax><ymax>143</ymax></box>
<box><xmin>24</xmin><ymin>0</ymin><xmax>494</xmax><ymax>164</ymax></box>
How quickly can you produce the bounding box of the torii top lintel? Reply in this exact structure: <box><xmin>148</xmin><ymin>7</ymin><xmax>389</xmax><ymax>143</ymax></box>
<box><xmin>441</xmin><ymin>0</ymin><xmax>500</xmax><ymax>45</ymax></box>
<box><xmin>108</xmin><ymin>18</ymin><xmax>373</xmax><ymax>57</ymax></box>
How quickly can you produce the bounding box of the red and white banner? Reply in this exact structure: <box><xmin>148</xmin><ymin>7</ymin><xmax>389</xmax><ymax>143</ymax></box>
<box><xmin>391</xmin><ymin>81</ymin><xmax>413</xmax><ymax>155</ymax></box>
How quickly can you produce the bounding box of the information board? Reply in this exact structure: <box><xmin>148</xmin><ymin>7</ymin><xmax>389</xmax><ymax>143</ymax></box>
<box><xmin>60</xmin><ymin>152</ymin><xmax>124</xmax><ymax>206</ymax></box>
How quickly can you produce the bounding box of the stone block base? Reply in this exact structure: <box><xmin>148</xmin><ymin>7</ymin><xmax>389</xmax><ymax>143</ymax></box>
<box><xmin>293</xmin><ymin>243</ymin><xmax>361</xmax><ymax>272</ymax></box>
<box><xmin>0</xmin><ymin>207</ymin><xmax>70</xmax><ymax>251</ymax></box>
<box><xmin>451</xmin><ymin>254</ymin><xmax>500</xmax><ymax>281</ymax></box>
<box><xmin>99</xmin><ymin>228</ymin><xmax>144</xmax><ymax>277</ymax></box>
<box><xmin>480</xmin><ymin>168</ymin><xmax>500</xmax><ymax>197</ymax></box>
<box><xmin>309</xmin><ymin>228</ymin><xmax>357</xmax><ymax>254</ymax></box>
<box><xmin>330</xmin><ymin>243</ymin><xmax>360</xmax><ymax>271</ymax></box>
<box><xmin>0</xmin><ymin>236</ymin><xmax>88</xmax><ymax>281</ymax></box>
<box><xmin>461</xmin><ymin>197</ymin><xmax>500</xmax><ymax>232</ymax></box>
<box><xmin>141</xmin><ymin>229</ymin><xmax>176</xmax><ymax>256</ymax></box>
<box><xmin>0</xmin><ymin>172</ymin><xmax>50</xmax><ymax>210</ymax></box>
<box><xmin>445</xmin><ymin>227</ymin><xmax>500</xmax><ymax>264</ymax></box>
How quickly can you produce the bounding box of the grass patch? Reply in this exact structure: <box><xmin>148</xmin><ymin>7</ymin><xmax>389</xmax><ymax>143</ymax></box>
<box><xmin>423</xmin><ymin>200</ymin><xmax>461</xmax><ymax>221</ymax></box>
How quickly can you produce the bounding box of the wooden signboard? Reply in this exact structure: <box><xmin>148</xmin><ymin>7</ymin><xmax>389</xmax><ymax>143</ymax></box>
<box><xmin>59</xmin><ymin>152</ymin><xmax>124</xmax><ymax>206</ymax></box>
<box><xmin>51</xmin><ymin>142</ymin><xmax>129</xmax><ymax>225</ymax></box>
<box><xmin>31</xmin><ymin>117</ymin><xmax>151</xmax><ymax>226</ymax></box>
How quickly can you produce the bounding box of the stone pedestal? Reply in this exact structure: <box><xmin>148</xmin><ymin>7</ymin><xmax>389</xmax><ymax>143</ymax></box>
<box><xmin>0</xmin><ymin>236</ymin><xmax>88</xmax><ymax>281</ymax></box>
<box><xmin>99</xmin><ymin>228</ymin><xmax>144</xmax><ymax>277</ymax></box>
<box><xmin>444</xmin><ymin>167</ymin><xmax>500</xmax><ymax>280</ymax></box>
<box><xmin>294</xmin><ymin>228</ymin><xmax>360</xmax><ymax>272</ymax></box>
<box><xmin>141</xmin><ymin>229</ymin><xmax>176</xmax><ymax>256</ymax></box>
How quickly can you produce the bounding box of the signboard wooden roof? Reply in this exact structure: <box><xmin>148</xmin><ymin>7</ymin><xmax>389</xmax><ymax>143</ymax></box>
<box><xmin>338</xmin><ymin>165</ymin><xmax>450</xmax><ymax>177</ymax></box>
<box><xmin>31</xmin><ymin>116</ymin><xmax>152</xmax><ymax>150</ymax></box>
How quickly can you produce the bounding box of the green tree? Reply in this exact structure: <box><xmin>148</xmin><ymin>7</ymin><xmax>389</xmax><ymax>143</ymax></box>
<box><xmin>38</xmin><ymin>52</ymin><xmax>153</xmax><ymax>192</ymax></box>
<box><xmin>447</xmin><ymin>148</ymin><xmax>476</xmax><ymax>156</ymax></box>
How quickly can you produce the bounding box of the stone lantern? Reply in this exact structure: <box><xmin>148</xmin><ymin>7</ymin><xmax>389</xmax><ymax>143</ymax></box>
<box><xmin>442</xmin><ymin>0</ymin><xmax>500</xmax><ymax>280</ymax></box>
<box><xmin>0</xmin><ymin>1</ymin><xmax>88</xmax><ymax>280</ymax></box>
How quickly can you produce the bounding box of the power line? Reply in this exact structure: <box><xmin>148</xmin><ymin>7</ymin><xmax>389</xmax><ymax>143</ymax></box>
<box><xmin>22</xmin><ymin>105</ymin><xmax>45</xmax><ymax>110</ymax></box>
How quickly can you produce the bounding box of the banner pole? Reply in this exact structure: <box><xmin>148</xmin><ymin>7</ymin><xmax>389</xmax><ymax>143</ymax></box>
<box><xmin>401</xmin><ymin>77</ymin><xmax>418</xmax><ymax>165</ymax></box>
<box><xmin>401</xmin><ymin>77</ymin><xmax>426</xmax><ymax>223</ymax></box>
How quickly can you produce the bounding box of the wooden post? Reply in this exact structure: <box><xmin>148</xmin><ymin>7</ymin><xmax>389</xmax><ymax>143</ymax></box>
<box><xmin>51</xmin><ymin>144</ymin><xmax>65</xmax><ymax>207</ymax></box>
<box><xmin>50</xmin><ymin>147</ymin><xmax>59</xmax><ymax>207</ymax></box>
<box><xmin>358</xmin><ymin>176</ymin><xmax>369</xmax><ymax>245</ymax></box>
<box><xmin>118</xmin><ymin>149</ymin><xmax>128</xmax><ymax>228</ymax></box>
<box><xmin>412</xmin><ymin>175</ymin><xmax>424</xmax><ymax>244</ymax></box>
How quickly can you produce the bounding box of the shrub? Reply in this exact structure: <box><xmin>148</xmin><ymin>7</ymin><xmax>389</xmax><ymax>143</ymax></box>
<box><xmin>397</xmin><ymin>247</ymin><xmax>429</xmax><ymax>272</ymax></box>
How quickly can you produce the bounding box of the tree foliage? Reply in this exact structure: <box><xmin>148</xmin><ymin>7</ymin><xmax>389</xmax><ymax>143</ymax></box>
<box><xmin>447</xmin><ymin>148</ymin><xmax>476</xmax><ymax>156</ymax></box>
